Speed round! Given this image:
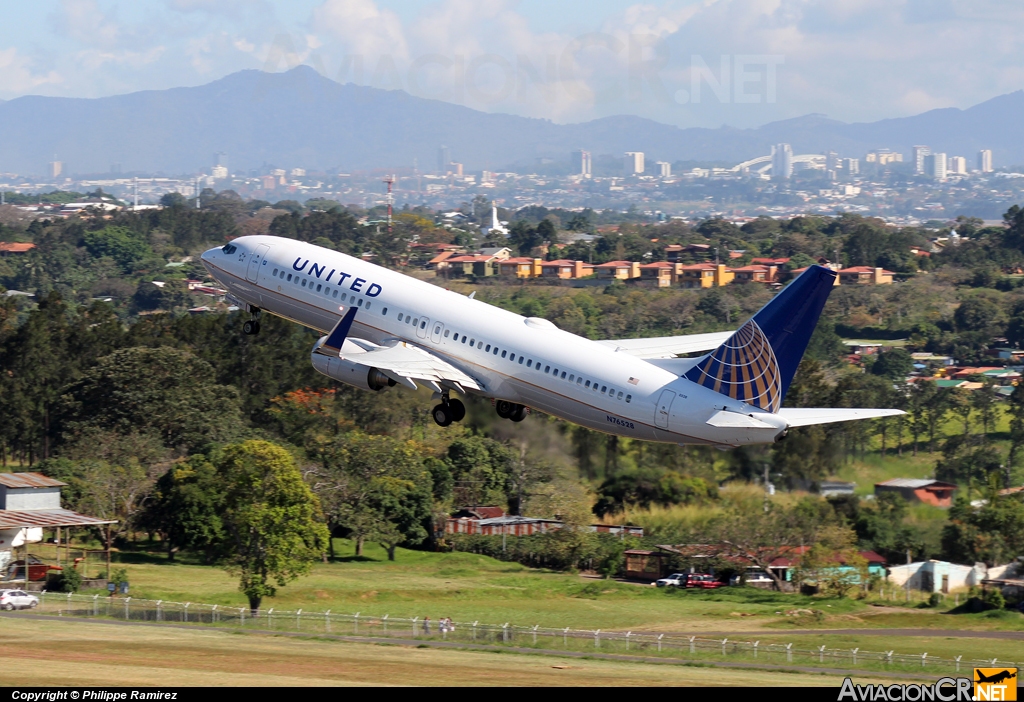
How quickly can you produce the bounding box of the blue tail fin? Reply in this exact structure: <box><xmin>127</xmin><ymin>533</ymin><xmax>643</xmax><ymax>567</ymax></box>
<box><xmin>683</xmin><ymin>265</ymin><xmax>837</xmax><ymax>412</ymax></box>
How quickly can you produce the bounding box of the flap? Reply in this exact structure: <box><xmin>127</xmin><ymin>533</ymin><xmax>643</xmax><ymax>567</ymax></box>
<box><xmin>705</xmin><ymin>410</ymin><xmax>777</xmax><ymax>428</ymax></box>
<box><xmin>597</xmin><ymin>331</ymin><xmax>733</xmax><ymax>359</ymax></box>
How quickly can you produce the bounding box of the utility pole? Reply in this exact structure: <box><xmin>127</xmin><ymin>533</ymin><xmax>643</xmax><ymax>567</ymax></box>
<box><xmin>763</xmin><ymin>463</ymin><xmax>770</xmax><ymax>513</ymax></box>
<box><xmin>383</xmin><ymin>175</ymin><xmax>394</xmax><ymax>234</ymax></box>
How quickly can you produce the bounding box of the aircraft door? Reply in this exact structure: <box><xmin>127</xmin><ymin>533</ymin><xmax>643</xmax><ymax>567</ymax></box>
<box><xmin>655</xmin><ymin>389</ymin><xmax>676</xmax><ymax>429</ymax></box>
<box><xmin>416</xmin><ymin>316</ymin><xmax>430</xmax><ymax>339</ymax></box>
<box><xmin>431</xmin><ymin>321</ymin><xmax>444</xmax><ymax>344</ymax></box>
<box><xmin>246</xmin><ymin>244</ymin><xmax>270</xmax><ymax>282</ymax></box>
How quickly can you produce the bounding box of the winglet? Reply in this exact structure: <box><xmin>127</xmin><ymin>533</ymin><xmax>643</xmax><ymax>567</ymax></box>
<box><xmin>317</xmin><ymin>307</ymin><xmax>358</xmax><ymax>356</ymax></box>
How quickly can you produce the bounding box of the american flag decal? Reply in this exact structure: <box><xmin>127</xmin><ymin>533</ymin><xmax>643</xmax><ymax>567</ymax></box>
<box><xmin>628</xmin><ymin>377</ymin><xmax>639</xmax><ymax>385</ymax></box>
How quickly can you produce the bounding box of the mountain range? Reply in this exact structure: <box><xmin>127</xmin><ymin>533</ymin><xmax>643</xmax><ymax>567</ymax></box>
<box><xmin>0</xmin><ymin>66</ymin><xmax>1021</xmax><ymax>176</ymax></box>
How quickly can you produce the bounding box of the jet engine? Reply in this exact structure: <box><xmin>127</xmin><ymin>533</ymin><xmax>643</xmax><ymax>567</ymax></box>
<box><xmin>310</xmin><ymin>346</ymin><xmax>396</xmax><ymax>392</ymax></box>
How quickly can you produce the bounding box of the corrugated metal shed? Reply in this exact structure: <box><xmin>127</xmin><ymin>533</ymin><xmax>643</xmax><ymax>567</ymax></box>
<box><xmin>876</xmin><ymin>478</ymin><xmax>941</xmax><ymax>489</ymax></box>
<box><xmin>0</xmin><ymin>509</ymin><xmax>115</xmax><ymax>529</ymax></box>
<box><xmin>0</xmin><ymin>472</ymin><xmax>66</xmax><ymax>489</ymax></box>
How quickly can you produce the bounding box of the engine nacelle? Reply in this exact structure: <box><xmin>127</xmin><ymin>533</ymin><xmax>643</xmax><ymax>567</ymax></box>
<box><xmin>311</xmin><ymin>351</ymin><xmax>395</xmax><ymax>392</ymax></box>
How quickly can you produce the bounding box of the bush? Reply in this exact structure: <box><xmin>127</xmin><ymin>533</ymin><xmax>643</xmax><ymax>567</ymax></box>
<box><xmin>48</xmin><ymin>566</ymin><xmax>83</xmax><ymax>593</ymax></box>
<box><xmin>928</xmin><ymin>592</ymin><xmax>943</xmax><ymax>608</ymax></box>
<box><xmin>982</xmin><ymin>588</ymin><xmax>1006</xmax><ymax>610</ymax></box>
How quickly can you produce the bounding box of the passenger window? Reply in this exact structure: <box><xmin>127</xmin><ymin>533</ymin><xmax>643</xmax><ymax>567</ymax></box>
<box><xmin>509</xmin><ymin>353</ymin><xmax>515</xmax><ymax>361</ymax></box>
<box><xmin>398</xmin><ymin>313</ymin><xmax>404</xmax><ymax>322</ymax></box>
<box><xmin>452</xmin><ymin>333</ymin><xmax>457</xmax><ymax>340</ymax></box>
<box><xmin>341</xmin><ymin>293</ymin><xmax>347</xmax><ymax>301</ymax></box>
<box><xmin>570</xmin><ymin>374</ymin><xmax>576</xmax><ymax>382</ymax></box>
<box><xmin>382</xmin><ymin>307</ymin><xmax>387</xmax><ymax>315</ymax></box>
<box><xmin>287</xmin><ymin>273</ymin><xmax>292</xmax><ymax>282</ymax></box>
<box><xmin>470</xmin><ymin>339</ymin><xmax>476</xmax><ymax>347</ymax></box>
<box><xmin>545</xmin><ymin>365</ymin><xmax>550</xmax><ymax>373</ymax></box>
<box><xmin>601</xmin><ymin>386</ymin><xmax>607</xmax><ymax>393</ymax></box>
<box><xmin>333</xmin><ymin>290</ymin><xmax>339</xmax><ymax>298</ymax></box>
<box><xmin>358</xmin><ymin>299</ymin><xmax>363</xmax><ymax>307</ymax></box>
<box><xmin>501</xmin><ymin>350</ymin><xmax>507</xmax><ymax>358</ymax></box>
<box><xmin>272</xmin><ymin>269</ymin><xmax>278</xmax><ymax>276</ymax></box>
<box><xmin>421</xmin><ymin>321</ymin><xmax>427</xmax><ymax>329</ymax></box>
<box><xmin>493</xmin><ymin>347</ymin><xmax>499</xmax><ymax>355</ymax></box>
<box><xmin>560</xmin><ymin>371</ymin><xmax>566</xmax><ymax>379</ymax></box>
<box><xmin>462</xmin><ymin>337</ymin><xmax>467</xmax><ymax>344</ymax></box>
<box><xmin>617</xmin><ymin>391</ymin><xmax>623</xmax><ymax>399</ymax></box>
<box><xmin>302</xmin><ymin>279</ymin><xmax>307</xmax><ymax>287</ymax></box>
<box><xmin>485</xmin><ymin>344</ymin><xmax>490</xmax><ymax>351</ymax></box>
<box><xmin>316</xmin><ymin>284</ymin><xmax>322</xmax><ymax>292</ymax></box>
<box><xmin>324</xmin><ymin>288</ymin><xmax>330</xmax><ymax>296</ymax></box>
<box><xmin>366</xmin><ymin>302</ymin><xmax>371</xmax><ymax>310</ymax></box>
<box><xmin>444</xmin><ymin>330</ymin><xmax>450</xmax><ymax>338</ymax></box>
<box><xmin>526</xmin><ymin>360</ymin><xmax>532</xmax><ymax>368</ymax></box>
<box><xmin>519</xmin><ymin>357</ymin><xmax>525</xmax><ymax>365</ymax></box>
<box><xmin>585</xmin><ymin>380</ymin><xmax>591</xmax><ymax>388</ymax></box>
<box><xmin>626</xmin><ymin>394</ymin><xmax>632</xmax><ymax>403</ymax></box>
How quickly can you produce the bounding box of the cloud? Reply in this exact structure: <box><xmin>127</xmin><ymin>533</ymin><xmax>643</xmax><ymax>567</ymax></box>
<box><xmin>0</xmin><ymin>49</ymin><xmax>62</xmax><ymax>95</ymax></box>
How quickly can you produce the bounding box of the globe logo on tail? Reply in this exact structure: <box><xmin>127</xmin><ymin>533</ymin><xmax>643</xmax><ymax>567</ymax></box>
<box><xmin>685</xmin><ymin>319</ymin><xmax>783</xmax><ymax>412</ymax></box>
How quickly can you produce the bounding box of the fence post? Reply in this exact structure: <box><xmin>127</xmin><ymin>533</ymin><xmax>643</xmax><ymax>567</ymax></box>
<box><xmin>93</xmin><ymin>594</ymin><xmax>98</xmax><ymax>616</ymax></box>
<box><xmin>503</xmin><ymin>623</ymin><xmax>509</xmax><ymax>643</ymax></box>
<box><xmin>156</xmin><ymin>600</ymin><xmax>162</xmax><ymax>622</ymax></box>
<box><xmin>533</xmin><ymin>625</ymin><xmax>538</xmax><ymax>645</ymax></box>
<box><xmin>921</xmin><ymin>653</ymin><xmax>927</xmax><ymax>667</ymax></box>
<box><xmin>296</xmin><ymin>609</ymin><xmax>302</xmax><ymax>630</ymax></box>
<box><xmin>658</xmin><ymin>634</ymin><xmax>663</xmax><ymax>653</ymax></box>
<box><xmin>754</xmin><ymin>641</ymin><xmax>759</xmax><ymax>659</ymax></box>
<box><xmin>325</xmin><ymin>610</ymin><xmax>331</xmax><ymax>634</ymax></box>
<box><xmin>594</xmin><ymin>630</ymin><xmax>600</xmax><ymax>649</ymax></box>
<box><xmin>852</xmin><ymin>648</ymin><xmax>858</xmax><ymax>665</ymax></box>
<box><xmin>268</xmin><ymin>608</ymin><xmax>273</xmax><ymax>629</ymax></box>
<box><xmin>382</xmin><ymin>614</ymin><xmax>387</xmax><ymax>634</ymax></box>
<box><xmin>354</xmin><ymin>612</ymin><xmax>359</xmax><ymax>634</ymax></box>
<box><xmin>689</xmin><ymin>636</ymin><xmax>696</xmax><ymax>655</ymax></box>
<box><xmin>955</xmin><ymin>655</ymin><xmax>962</xmax><ymax>672</ymax></box>
<box><xmin>240</xmin><ymin>607</ymin><xmax>244</xmax><ymax>626</ymax></box>
<box><xmin>564</xmin><ymin>627</ymin><xmax>569</xmax><ymax>647</ymax></box>
<box><xmin>786</xmin><ymin>643</ymin><xmax>793</xmax><ymax>663</ymax></box>
<box><xmin>473</xmin><ymin>621</ymin><xmax>478</xmax><ymax>641</ymax></box>
<box><xmin>412</xmin><ymin>617</ymin><xmax>418</xmax><ymax>636</ymax></box>
<box><xmin>819</xmin><ymin>645</ymin><xmax>826</xmax><ymax>663</ymax></box>
<box><xmin>886</xmin><ymin>651</ymin><xmax>894</xmax><ymax>666</ymax></box>
<box><xmin>626</xmin><ymin>632</ymin><xmax>631</xmax><ymax>651</ymax></box>
<box><xmin>184</xmin><ymin>602</ymin><xmax>190</xmax><ymax>623</ymax></box>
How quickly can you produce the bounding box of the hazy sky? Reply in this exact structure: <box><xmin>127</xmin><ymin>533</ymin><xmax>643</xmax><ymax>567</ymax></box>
<box><xmin>3</xmin><ymin>0</ymin><xmax>1023</xmax><ymax>129</ymax></box>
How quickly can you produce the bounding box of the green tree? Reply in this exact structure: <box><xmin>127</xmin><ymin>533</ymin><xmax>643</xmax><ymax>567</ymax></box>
<box><xmin>83</xmin><ymin>225</ymin><xmax>153</xmax><ymax>273</ymax></box>
<box><xmin>58</xmin><ymin>347</ymin><xmax>244</xmax><ymax>453</ymax></box>
<box><xmin>216</xmin><ymin>440</ymin><xmax>330</xmax><ymax>613</ymax></box>
<box><xmin>870</xmin><ymin>348</ymin><xmax>913</xmax><ymax>380</ymax></box>
<box><xmin>144</xmin><ymin>456</ymin><xmax>225</xmax><ymax>561</ymax></box>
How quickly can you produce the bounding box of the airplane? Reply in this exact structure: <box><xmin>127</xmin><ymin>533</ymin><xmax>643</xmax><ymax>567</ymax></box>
<box><xmin>201</xmin><ymin>235</ymin><xmax>902</xmax><ymax>447</ymax></box>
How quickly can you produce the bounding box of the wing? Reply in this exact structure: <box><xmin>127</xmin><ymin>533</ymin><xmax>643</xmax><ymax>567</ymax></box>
<box><xmin>777</xmin><ymin>408</ymin><xmax>905</xmax><ymax>427</ymax></box>
<box><xmin>338</xmin><ymin>340</ymin><xmax>482</xmax><ymax>392</ymax></box>
<box><xmin>596</xmin><ymin>331</ymin><xmax>734</xmax><ymax>359</ymax></box>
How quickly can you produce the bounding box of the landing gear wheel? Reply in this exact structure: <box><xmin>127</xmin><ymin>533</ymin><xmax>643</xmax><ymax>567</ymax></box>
<box><xmin>495</xmin><ymin>400</ymin><xmax>514</xmax><ymax>419</ymax></box>
<box><xmin>448</xmin><ymin>399</ymin><xmax>466</xmax><ymax>423</ymax></box>
<box><xmin>509</xmin><ymin>404</ymin><xmax>528</xmax><ymax>423</ymax></box>
<box><xmin>432</xmin><ymin>403</ymin><xmax>454</xmax><ymax>427</ymax></box>
<box><xmin>252</xmin><ymin>321</ymin><xmax>261</xmax><ymax>335</ymax></box>
<box><xmin>243</xmin><ymin>320</ymin><xmax>258</xmax><ymax>335</ymax></box>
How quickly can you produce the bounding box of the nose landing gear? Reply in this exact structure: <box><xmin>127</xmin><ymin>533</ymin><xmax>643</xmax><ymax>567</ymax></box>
<box><xmin>431</xmin><ymin>393</ymin><xmax>466</xmax><ymax>427</ymax></box>
<box><xmin>243</xmin><ymin>307</ymin><xmax>262</xmax><ymax>336</ymax></box>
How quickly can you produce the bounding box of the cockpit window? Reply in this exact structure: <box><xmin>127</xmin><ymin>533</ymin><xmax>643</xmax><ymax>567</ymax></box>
<box><xmin>221</xmin><ymin>244</ymin><xmax>237</xmax><ymax>254</ymax></box>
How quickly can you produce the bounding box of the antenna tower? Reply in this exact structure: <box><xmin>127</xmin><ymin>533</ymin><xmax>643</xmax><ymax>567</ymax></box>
<box><xmin>383</xmin><ymin>174</ymin><xmax>395</xmax><ymax>233</ymax></box>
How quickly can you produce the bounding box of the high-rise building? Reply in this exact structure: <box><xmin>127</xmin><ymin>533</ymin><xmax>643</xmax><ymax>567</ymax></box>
<box><xmin>656</xmin><ymin>161</ymin><xmax>671</xmax><ymax>178</ymax></box>
<box><xmin>924</xmin><ymin>153</ymin><xmax>947</xmax><ymax>180</ymax></box>
<box><xmin>572</xmin><ymin>149</ymin><xmax>592</xmax><ymax>177</ymax></box>
<box><xmin>912</xmin><ymin>146</ymin><xmax>930</xmax><ymax>175</ymax></box>
<box><xmin>437</xmin><ymin>145</ymin><xmax>451</xmax><ymax>174</ymax></box>
<box><xmin>771</xmin><ymin>143</ymin><xmax>793</xmax><ymax>179</ymax></box>
<box><xmin>947</xmin><ymin>156</ymin><xmax>967</xmax><ymax>176</ymax></box>
<box><xmin>214</xmin><ymin>152</ymin><xmax>228</xmax><ymax>169</ymax></box>
<box><xmin>49</xmin><ymin>160</ymin><xmax>63</xmax><ymax>179</ymax></box>
<box><xmin>842</xmin><ymin>158</ymin><xmax>859</xmax><ymax>175</ymax></box>
<box><xmin>211</xmin><ymin>165</ymin><xmax>228</xmax><ymax>179</ymax></box>
<box><xmin>624</xmin><ymin>151</ymin><xmax>644</xmax><ymax>175</ymax></box>
<box><xmin>825</xmin><ymin>151</ymin><xmax>839</xmax><ymax>172</ymax></box>
<box><xmin>448</xmin><ymin>162</ymin><xmax>463</xmax><ymax>177</ymax></box>
<box><xmin>978</xmin><ymin>149</ymin><xmax>993</xmax><ymax>173</ymax></box>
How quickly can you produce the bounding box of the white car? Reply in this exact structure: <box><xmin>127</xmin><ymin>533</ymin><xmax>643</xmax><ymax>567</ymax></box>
<box><xmin>0</xmin><ymin>589</ymin><xmax>39</xmax><ymax>610</ymax></box>
<box><xmin>654</xmin><ymin>573</ymin><xmax>686</xmax><ymax>587</ymax></box>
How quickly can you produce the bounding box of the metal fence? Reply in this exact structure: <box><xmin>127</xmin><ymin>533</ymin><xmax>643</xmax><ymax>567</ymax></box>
<box><xmin>33</xmin><ymin>592</ymin><xmax>1020</xmax><ymax>675</ymax></box>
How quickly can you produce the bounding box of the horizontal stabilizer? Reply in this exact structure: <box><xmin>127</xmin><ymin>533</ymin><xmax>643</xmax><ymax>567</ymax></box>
<box><xmin>705</xmin><ymin>410</ymin><xmax>777</xmax><ymax>429</ymax></box>
<box><xmin>778</xmin><ymin>408</ymin><xmax>904</xmax><ymax>427</ymax></box>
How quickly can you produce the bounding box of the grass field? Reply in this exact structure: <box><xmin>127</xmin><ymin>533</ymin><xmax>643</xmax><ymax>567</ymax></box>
<box><xmin>0</xmin><ymin>617</ymin><xmax>925</xmax><ymax>687</ymax></box>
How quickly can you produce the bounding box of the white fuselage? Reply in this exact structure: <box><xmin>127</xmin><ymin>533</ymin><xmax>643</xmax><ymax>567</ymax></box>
<box><xmin>201</xmin><ymin>235</ymin><xmax>787</xmax><ymax>446</ymax></box>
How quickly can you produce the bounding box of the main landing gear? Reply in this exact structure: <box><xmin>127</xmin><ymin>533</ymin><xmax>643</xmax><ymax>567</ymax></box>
<box><xmin>243</xmin><ymin>306</ymin><xmax>262</xmax><ymax>336</ymax></box>
<box><xmin>431</xmin><ymin>394</ymin><xmax>467</xmax><ymax>427</ymax></box>
<box><xmin>495</xmin><ymin>400</ymin><xmax>528</xmax><ymax>423</ymax></box>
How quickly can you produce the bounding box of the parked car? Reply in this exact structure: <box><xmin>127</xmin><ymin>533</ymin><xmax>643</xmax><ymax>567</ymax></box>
<box><xmin>731</xmin><ymin>570</ymin><xmax>774</xmax><ymax>586</ymax></box>
<box><xmin>684</xmin><ymin>574</ymin><xmax>723</xmax><ymax>589</ymax></box>
<box><xmin>654</xmin><ymin>573</ymin><xmax>686</xmax><ymax>587</ymax></box>
<box><xmin>0</xmin><ymin>589</ymin><xmax>39</xmax><ymax>610</ymax></box>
